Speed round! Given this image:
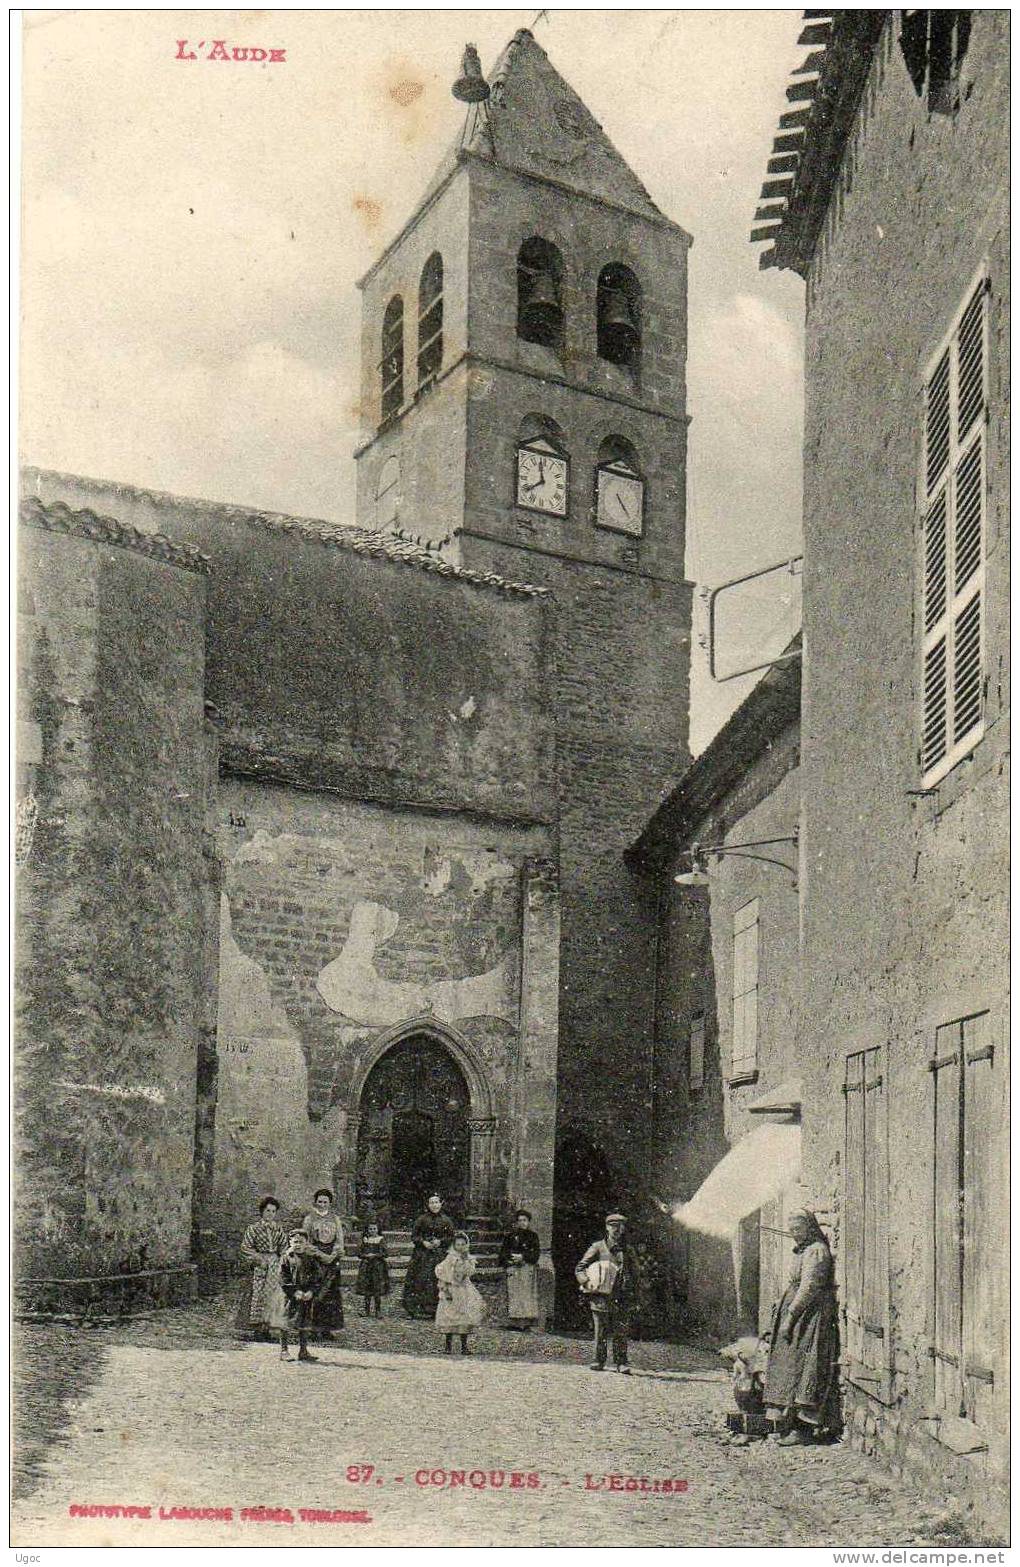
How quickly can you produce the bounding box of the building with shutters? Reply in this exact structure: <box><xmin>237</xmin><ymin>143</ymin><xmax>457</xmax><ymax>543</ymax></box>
<box><xmin>627</xmin><ymin>646</ymin><xmax>802</xmax><ymax>1343</ymax></box>
<box><xmin>746</xmin><ymin>8</ymin><xmax>1008</xmax><ymax>1533</ymax></box>
<box><xmin>617</xmin><ymin>5</ymin><xmax>1006</xmax><ymax>1533</ymax></box>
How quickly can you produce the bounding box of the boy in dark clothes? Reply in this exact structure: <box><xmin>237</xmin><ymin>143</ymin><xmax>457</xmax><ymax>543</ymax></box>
<box><xmin>277</xmin><ymin>1232</ymin><xmax>323</xmax><ymax>1363</ymax></box>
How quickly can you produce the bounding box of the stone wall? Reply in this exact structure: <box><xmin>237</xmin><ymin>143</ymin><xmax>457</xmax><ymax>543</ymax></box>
<box><xmin>798</xmin><ymin>14</ymin><xmax>1009</xmax><ymax>1533</ymax></box>
<box><xmin>22</xmin><ymin>469</ymin><xmax>557</xmax><ymax>825</ymax></box>
<box><xmin>208</xmin><ymin>780</ymin><xmax>559</xmax><ymax>1256</ymax></box>
<box><xmin>15</xmin><ymin>501</ymin><xmax>209</xmax><ymax>1302</ymax></box>
<box><xmin>20</xmin><ymin>470</ymin><xmax>563</xmax><ymax>1295</ymax></box>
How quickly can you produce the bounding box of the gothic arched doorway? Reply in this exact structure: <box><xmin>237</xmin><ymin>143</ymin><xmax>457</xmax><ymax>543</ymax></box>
<box><xmin>355</xmin><ymin>1033</ymin><xmax>470</xmax><ymax>1225</ymax></box>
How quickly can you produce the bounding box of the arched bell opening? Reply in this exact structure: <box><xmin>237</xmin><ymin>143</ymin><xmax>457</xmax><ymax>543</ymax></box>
<box><xmin>380</xmin><ymin>295</ymin><xmax>405</xmax><ymax>426</ymax></box>
<box><xmin>517</xmin><ymin>237</ymin><xmax>565</xmax><ymax>356</ymax></box>
<box><xmin>417</xmin><ymin>252</ymin><xmax>444</xmax><ymax>390</ymax></box>
<box><xmin>596</xmin><ymin>263</ymin><xmax>642</xmax><ymax>375</ymax></box>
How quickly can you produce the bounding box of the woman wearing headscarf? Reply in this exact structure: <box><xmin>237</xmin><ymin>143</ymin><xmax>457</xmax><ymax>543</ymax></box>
<box><xmin>235</xmin><ymin>1196</ymin><xmax>288</xmax><ymax>1340</ymax></box>
<box><xmin>498</xmin><ymin>1209</ymin><xmax>542</xmax><ymax>1330</ymax></box>
<box><xmin>401</xmin><ymin>1194</ymin><xmax>455</xmax><ymax>1320</ymax></box>
<box><xmin>300</xmin><ymin>1188</ymin><xmax>346</xmax><ymax>1334</ymax></box>
<box><xmin>763</xmin><ymin>1209</ymin><xmax>840</xmax><ymax>1444</ymax></box>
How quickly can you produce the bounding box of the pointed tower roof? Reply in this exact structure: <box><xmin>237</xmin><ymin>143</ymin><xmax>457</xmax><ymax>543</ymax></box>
<box><xmin>464</xmin><ymin>29</ymin><xmax>671</xmax><ymax>221</ymax></box>
<box><xmin>361</xmin><ymin>28</ymin><xmax>687</xmax><ymax>286</ymax></box>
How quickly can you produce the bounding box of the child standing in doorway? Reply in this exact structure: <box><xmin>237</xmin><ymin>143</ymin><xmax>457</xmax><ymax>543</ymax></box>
<box><xmin>434</xmin><ymin>1231</ymin><xmax>485</xmax><ymax>1355</ymax></box>
<box><xmin>355</xmin><ymin>1221</ymin><xmax>390</xmax><ymax>1317</ymax></box>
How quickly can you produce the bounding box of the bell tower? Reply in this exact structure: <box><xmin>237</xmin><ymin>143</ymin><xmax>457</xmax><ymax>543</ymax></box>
<box><xmin>354</xmin><ymin>30</ymin><xmax>693</xmax><ymax>1295</ymax></box>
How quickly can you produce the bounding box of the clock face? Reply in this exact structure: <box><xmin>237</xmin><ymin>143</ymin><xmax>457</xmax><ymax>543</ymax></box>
<box><xmin>596</xmin><ymin>464</ymin><xmax>645</xmax><ymax>537</ymax></box>
<box><xmin>516</xmin><ymin>442</ymin><xmax>568</xmax><ymax>516</ymax></box>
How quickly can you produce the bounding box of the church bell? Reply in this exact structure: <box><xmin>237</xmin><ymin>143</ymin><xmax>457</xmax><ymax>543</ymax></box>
<box><xmin>520</xmin><ymin>269</ymin><xmax>563</xmax><ymax>343</ymax></box>
<box><xmin>453</xmin><ymin>44</ymin><xmax>491</xmax><ymax>102</ymax></box>
<box><xmin>599</xmin><ymin>288</ymin><xmax>639</xmax><ymax>363</ymax></box>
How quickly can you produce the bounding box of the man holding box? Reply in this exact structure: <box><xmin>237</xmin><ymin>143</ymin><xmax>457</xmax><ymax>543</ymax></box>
<box><xmin>575</xmin><ymin>1213</ymin><xmax>642</xmax><ymax>1374</ymax></box>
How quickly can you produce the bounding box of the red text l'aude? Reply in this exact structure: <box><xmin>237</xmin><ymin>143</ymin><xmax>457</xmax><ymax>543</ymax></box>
<box><xmin>176</xmin><ymin>40</ymin><xmax>287</xmax><ymax>63</ymax></box>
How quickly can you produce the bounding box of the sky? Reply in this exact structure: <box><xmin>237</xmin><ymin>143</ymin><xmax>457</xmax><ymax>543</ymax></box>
<box><xmin>19</xmin><ymin>9</ymin><xmax>807</xmax><ymax>753</ymax></box>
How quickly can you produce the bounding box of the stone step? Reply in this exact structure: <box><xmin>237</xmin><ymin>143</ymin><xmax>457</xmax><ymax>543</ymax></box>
<box><xmin>338</xmin><ymin>1261</ymin><xmax>503</xmax><ymax>1285</ymax></box>
<box><xmin>346</xmin><ymin>1228</ymin><xmax>502</xmax><ymax>1247</ymax></box>
<box><xmin>340</xmin><ymin>1246</ymin><xmax>502</xmax><ymax>1268</ymax></box>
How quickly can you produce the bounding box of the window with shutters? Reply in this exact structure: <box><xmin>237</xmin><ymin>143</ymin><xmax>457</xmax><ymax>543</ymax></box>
<box><xmin>417</xmin><ymin>252</ymin><xmax>443</xmax><ymax>390</ymax></box>
<box><xmin>689</xmin><ymin>1012</ymin><xmax>705</xmax><ymax>1092</ymax></box>
<box><xmin>920</xmin><ymin>272</ymin><xmax>987</xmax><ymax>786</ymax></box>
<box><xmin>843</xmin><ymin>1046</ymin><xmax>892</xmax><ymax>1398</ymax></box>
<box><xmin>730</xmin><ymin>899</ymin><xmax>759</xmax><ymax>1082</ymax></box>
<box><xmin>929</xmin><ymin>1012</ymin><xmax>996</xmax><ymax>1428</ymax></box>
<box><xmin>380</xmin><ymin>296</ymin><xmax>404</xmax><ymax>426</ymax></box>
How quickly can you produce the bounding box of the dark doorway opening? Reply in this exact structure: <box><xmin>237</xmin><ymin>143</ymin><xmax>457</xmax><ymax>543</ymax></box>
<box><xmin>356</xmin><ymin>1034</ymin><xmax>470</xmax><ymax>1227</ymax></box>
<box><xmin>552</xmin><ymin>1134</ymin><xmax>614</xmax><ymax>1328</ymax></box>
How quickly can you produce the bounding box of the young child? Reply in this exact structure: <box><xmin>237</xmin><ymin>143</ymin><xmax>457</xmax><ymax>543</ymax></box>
<box><xmin>434</xmin><ymin>1231</ymin><xmax>485</xmax><ymax>1355</ymax></box>
<box><xmin>355</xmin><ymin>1221</ymin><xmax>390</xmax><ymax>1317</ymax></box>
<box><xmin>275</xmin><ymin>1232</ymin><xmax>321</xmax><ymax>1363</ymax></box>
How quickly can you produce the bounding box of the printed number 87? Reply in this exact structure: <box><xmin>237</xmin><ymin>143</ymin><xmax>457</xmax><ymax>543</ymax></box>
<box><xmin>346</xmin><ymin>1465</ymin><xmax>375</xmax><ymax>1484</ymax></box>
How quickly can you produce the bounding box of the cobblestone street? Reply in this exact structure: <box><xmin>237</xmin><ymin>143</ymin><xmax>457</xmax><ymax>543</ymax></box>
<box><xmin>13</xmin><ymin>1298</ymin><xmax>969</xmax><ymax>1548</ymax></box>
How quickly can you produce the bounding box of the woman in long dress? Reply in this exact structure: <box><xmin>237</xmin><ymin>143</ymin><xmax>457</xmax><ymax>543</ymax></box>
<box><xmin>435</xmin><ymin>1231</ymin><xmax>486</xmax><ymax>1354</ymax></box>
<box><xmin>763</xmin><ymin>1209</ymin><xmax>840</xmax><ymax>1443</ymax></box>
<box><xmin>498</xmin><ymin>1209</ymin><xmax>541</xmax><ymax>1330</ymax></box>
<box><xmin>401</xmin><ymin>1194</ymin><xmax>455</xmax><ymax>1319</ymax></box>
<box><xmin>301</xmin><ymin>1188</ymin><xmax>346</xmax><ymax>1334</ymax></box>
<box><xmin>236</xmin><ymin>1196</ymin><xmax>288</xmax><ymax>1340</ymax></box>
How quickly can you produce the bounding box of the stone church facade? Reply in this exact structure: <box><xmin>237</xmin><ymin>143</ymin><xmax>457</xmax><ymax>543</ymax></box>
<box><xmin>15</xmin><ymin>31</ymin><xmax>693</xmax><ymax>1315</ymax></box>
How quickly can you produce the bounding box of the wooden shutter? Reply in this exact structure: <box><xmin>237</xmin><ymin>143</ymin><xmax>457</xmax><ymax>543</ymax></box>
<box><xmin>931</xmin><ymin>1023</ymin><xmax>963</xmax><ymax>1415</ymax></box>
<box><xmin>962</xmin><ymin>1013</ymin><xmax>995</xmax><ymax>1427</ymax></box>
<box><xmin>758</xmin><ymin>1192</ymin><xmax>795</xmax><ymax>1336</ymax></box>
<box><xmin>731</xmin><ymin>900</ymin><xmax>759</xmax><ymax>1078</ymax></box>
<box><xmin>862</xmin><ymin>1050</ymin><xmax>889</xmax><ymax>1375</ymax></box>
<box><xmin>843</xmin><ymin>1051</ymin><xmax>866</xmax><ymax>1370</ymax></box>
<box><xmin>844</xmin><ymin>1046</ymin><xmax>889</xmax><ymax>1390</ymax></box>
<box><xmin>925</xmin><ymin>349</ymin><xmax>951</xmax><ymax>495</ymax></box>
<box><xmin>920</xmin><ymin>277</ymin><xmax>987</xmax><ymax>785</ymax></box>
<box><xmin>957</xmin><ymin>283</ymin><xmax>985</xmax><ymax>442</ymax></box>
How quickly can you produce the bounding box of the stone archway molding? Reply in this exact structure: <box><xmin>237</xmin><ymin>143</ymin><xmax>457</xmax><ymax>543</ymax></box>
<box><xmin>338</xmin><ymin>1016</ymin><xmax>497</xmax><ymax>1219</ymax></box>
<box><xmin>346</xmin><ymin>1015</ymin><xmax>494</xmax><ymax>1121</ymax></box>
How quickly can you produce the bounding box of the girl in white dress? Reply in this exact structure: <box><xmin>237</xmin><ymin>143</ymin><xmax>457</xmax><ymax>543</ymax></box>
<box><xmin>434</xmin><ymin>1231</ymin><xmax>485</xmax><ymax>1355</ymax></box>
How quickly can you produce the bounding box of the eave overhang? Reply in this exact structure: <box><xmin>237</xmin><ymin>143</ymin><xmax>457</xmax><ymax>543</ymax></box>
<box><xmin>751</xmin><ymin>10</ymin><xmax>888</xmax><ymax>277</ymax></box>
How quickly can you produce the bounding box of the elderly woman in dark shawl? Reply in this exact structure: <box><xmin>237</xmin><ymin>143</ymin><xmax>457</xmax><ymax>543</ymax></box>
<box><xmin>401</xmin><ymin>1194</ymin><xmax>455</xmax><ymax>1319</ymax></box>
<box><xmin>763</xmin><ymin>1209</ymin><xmax>840</xmax><ymax>1444</ymax></box>
<box><xmin>236</xmin><ymin>1197</ymin><xmax>288</xmax><ymax>1340</ymax></box>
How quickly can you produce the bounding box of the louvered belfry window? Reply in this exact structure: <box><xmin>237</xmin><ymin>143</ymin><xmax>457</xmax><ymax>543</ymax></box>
<box><xmin>380</xmin><ymin>296</ymin><xmax>404</xmax><ymax>424</ymax></box>
<box><xmin>417</xmin><ymin>252</ymin><xmax>444</xmax><ymax>389</ymax></box>
<box><xmin>921</xmin><ymin>275</ymin><xmax>987</xmax><ymax>785</ymax></box>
